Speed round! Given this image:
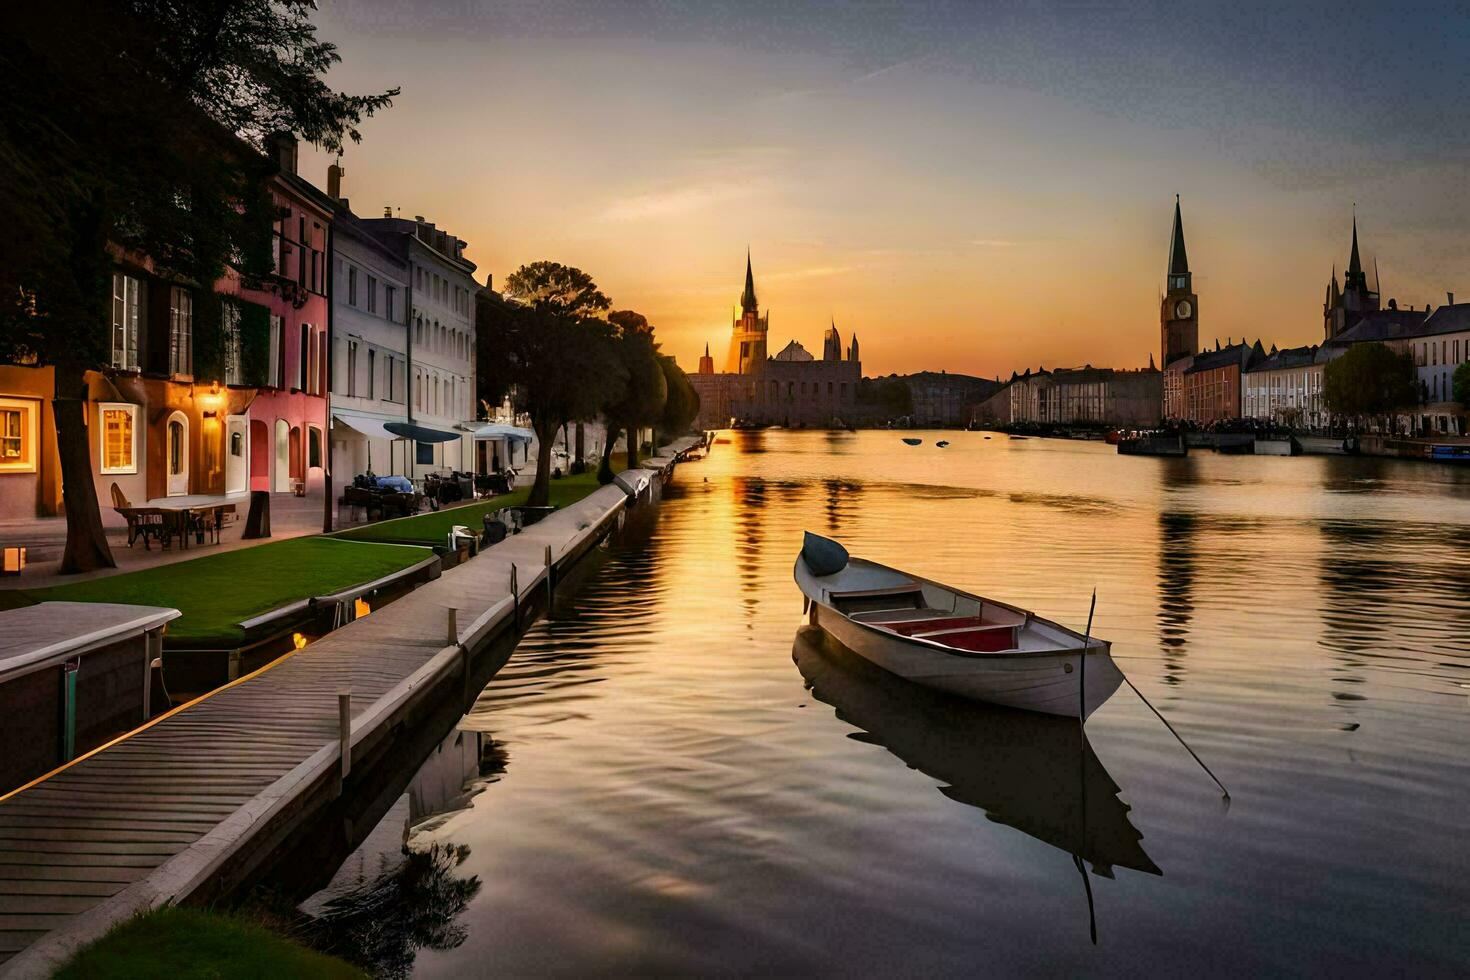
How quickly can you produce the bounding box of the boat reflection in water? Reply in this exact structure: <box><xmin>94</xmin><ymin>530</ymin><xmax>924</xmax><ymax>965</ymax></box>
<box><xmin>793</xmin><ymin>626</ymin><xmax>1159</xmax><ymax>933</ymax></box>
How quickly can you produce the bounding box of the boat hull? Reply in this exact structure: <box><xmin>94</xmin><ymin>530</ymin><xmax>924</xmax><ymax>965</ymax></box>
<box><xmin>807</xmin><ymin>599</ymin><xmax>1123</xmax><ymax>719</ymax></box>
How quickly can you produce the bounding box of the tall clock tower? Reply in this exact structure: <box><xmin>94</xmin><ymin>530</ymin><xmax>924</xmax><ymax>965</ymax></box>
<box><xmin>1160</xmin><ymin>195</ymin><xmax>1199</xmax><ymax>368</ymax></box>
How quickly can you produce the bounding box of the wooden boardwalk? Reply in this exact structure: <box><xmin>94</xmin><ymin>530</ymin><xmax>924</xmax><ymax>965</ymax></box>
<box><xmin>0</xmin><ymin>457</ymin><xmax>691</xmax><ymax>978</ymax></box>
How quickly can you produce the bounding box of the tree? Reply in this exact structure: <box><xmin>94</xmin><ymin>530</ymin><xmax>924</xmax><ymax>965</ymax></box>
<box><xmin>1454</xmin><ymin>361</ymin><xmax>1470</xmax><ymax>409</ymax></box>
<box><xmin>486</xmin><ymin>266</ymin><xmax>625</xmax><ymax>507</ymax></box>
<box><xmin>1322</xmin><ymin>343</ymin><xmax>1418</xmax><ymax>423</ymax></box>
<box><xmin>655</xmin><ymin>355</ymin><xmax>700</xmax><ymax>446</ymax></box>
<box><xmin>0</xmin><ymin>1</ymin><xmax>396</xmax><ymax>572</ymax></box>
<box><xmin>601</xmin><ymin>311</ymin><xmax>667</xmax><ymax>477</ymax></box>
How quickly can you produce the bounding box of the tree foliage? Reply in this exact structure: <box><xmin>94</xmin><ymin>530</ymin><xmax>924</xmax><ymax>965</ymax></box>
<box><xmin>502</xmin><ymin>262</ymin><xmax>611</xmax><ymax>321</ymax></box>
<box><xmin>485</xmin><ymin>266</ymin><xmax>629</xmax><ymax>506</ymax></box>
<box><xmin>657</xmin><ymin>356</ymin><xmax>700</xmax><ymax>438</ymax></box>
<box><xmin>1454</xmin><ymin>361</ymin><xmax>1470</xmax><ymax>409</ymax></box>
<box><xmin>858</xmin><ymin>377</ymin><xmax>914</xmax><ymax>419</ymax></box>
<box><xmin>602</xmin><ymin>311</ymin><xmax>667</xmax><ymax>470</ymax></box>
<box><xmin>1322</xmin><ymin>343</ymin><xmax>1418</xmax><ymax>417</ymax></box>
<box><xmin>1</xmin><ymin>1</ymin><xmax>396</xmax><ymax>573</ymax></box>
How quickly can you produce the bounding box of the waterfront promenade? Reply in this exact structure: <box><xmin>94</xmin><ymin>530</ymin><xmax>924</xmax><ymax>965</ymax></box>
<box><xmin>0</xmin><ymin>441</ymin><xmax>697</xmax><ymax>977</ymax></box>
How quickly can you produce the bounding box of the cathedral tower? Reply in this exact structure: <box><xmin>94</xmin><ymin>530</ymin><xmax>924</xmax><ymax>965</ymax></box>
<box><xmin>725</xmin><ymin>251</ymin><xmax>769</xmax><ymax>374</ymax></box>
<box><xmin>823</xmin><ymin>318</ymin><xmax>843</xmax><ymax>360</ymax></box>
<box><xmin>1160</xmin><ymin>195</ymin><xmax>1199</xmax><ymax>368</ymax></box>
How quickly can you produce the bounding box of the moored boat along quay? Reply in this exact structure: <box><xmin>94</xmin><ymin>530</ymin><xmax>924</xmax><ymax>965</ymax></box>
<box><xmin>0</xmin><ymin>438</ymin><xmax>702</xmax><ymax>978</ymax></box>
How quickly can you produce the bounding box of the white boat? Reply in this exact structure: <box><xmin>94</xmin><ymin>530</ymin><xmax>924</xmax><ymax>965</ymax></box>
<box><xmin>794</xmin><ymin>532</ymin><xmax>1124</xmax><ymax>718</ymax></box>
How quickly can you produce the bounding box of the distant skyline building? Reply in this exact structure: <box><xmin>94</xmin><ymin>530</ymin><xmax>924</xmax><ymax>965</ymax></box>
<box><xmin>691</xmin><ymin>253</ymin><xmax>862</xmax><ymax>428</ymax></box>
<box><xmin>1323</xmin><ymin>215</ymin><xmax>1381</xmax><ymax>341</ymax></box>
<box><xmin>1160</xmin><ymin>195</ymin><xmax>1200</xmax><ymax>372</ymax></box>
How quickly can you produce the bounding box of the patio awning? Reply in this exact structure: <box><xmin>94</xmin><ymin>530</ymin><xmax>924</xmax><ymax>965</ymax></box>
<box><xmin>332</xmin><ymin>411</ymin><xmax>405</xmax><ymax>442</ymax></box>
<box><xmin>471</xmin><ymin>423</ymin><xmax>536</xmax><ymax>443</ymax></box>
<box><xmin>384</xmin><ymin>421</ymin><xmax>462</xmax><ymax>444</ymax></box>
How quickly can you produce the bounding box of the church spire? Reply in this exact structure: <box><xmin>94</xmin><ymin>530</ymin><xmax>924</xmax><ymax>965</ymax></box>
<box><xmin>1347</xmin><ymin>214</ymin><xmax>1363</xmax><ymax>280</ymax></box>
<box><xmin>1168</xmin><ymin>194</ymin><xmax>1189</xmax><ymax>276</ymax></box>
<box><xmin>740</xmin><ymin>249</ymin><xmax>758</xmax><ymax>314</ymax></box>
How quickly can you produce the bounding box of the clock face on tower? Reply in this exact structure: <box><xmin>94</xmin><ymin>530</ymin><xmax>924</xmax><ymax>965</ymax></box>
<box><xmin>1174</xmin><ymin>299</ymin><xmax>1193</xmax><ymax>319</ymax></box>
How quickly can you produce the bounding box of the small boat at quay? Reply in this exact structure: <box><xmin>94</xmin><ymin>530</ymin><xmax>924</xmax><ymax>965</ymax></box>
<box><xmin>936</xmin><ymin>440</ymin><xmax>950</xmax><ymax>448</ymax></box>
<box><xmin>1117</xmin><ymin>432</ymin><xmax>1186</xmax><ymax>457</ymax></box>
<box><xmin>902</xmin><ymin>437</ymin><xmax>923</xmax><ymax>446</ymax></box>
<box><xmin>794</xmin><ymin>533</ymin><xmax>1124</xmax><ymax>718</ymax></box>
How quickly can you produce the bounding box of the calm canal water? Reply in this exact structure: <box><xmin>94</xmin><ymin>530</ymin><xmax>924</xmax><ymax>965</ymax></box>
<box><xmin>349</xmin><ymin>431</ymin><xmax>1470</xmax><ymax>975</ymax></box>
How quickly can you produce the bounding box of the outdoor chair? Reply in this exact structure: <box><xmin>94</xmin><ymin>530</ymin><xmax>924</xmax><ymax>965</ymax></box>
<box><xmin>111</xmin><ymin>483</ymin><xmax>166</xmax><ymax>550</ymax></box>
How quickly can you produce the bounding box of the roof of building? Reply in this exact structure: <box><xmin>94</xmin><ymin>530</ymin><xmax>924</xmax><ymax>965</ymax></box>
<box><xmin>1329</xmin><ymin>307</ymin><xmax>1428</xmax><ymax>346</ymax></box>
<box><xmin>1168</xmin><ymin>195</ymin><xmax>1189</xmax><ymax>276</ymax></box>
<box><xmin>1414</xmin><ymin>302</ymin><xmax>1470</xmax><ymax>338</ymax></box>
<box><xmin>1245</xmin><ymin>344</ymin><xmax>1318</xmax><ymax>373</ymax></box>
<box><xmin>772</xmin><ymin>339</ymin><xmax>813</xmax><ymax>362</ymax></box>
<box><xmin>1185</xmin><ymin>341</ymin><xmax>1260</xmax><ymax>374</ymax></box>
<box><xmin>740</xmin><ymin>251</ymin><xmax>758</xmax><ymax>313</ymax></box>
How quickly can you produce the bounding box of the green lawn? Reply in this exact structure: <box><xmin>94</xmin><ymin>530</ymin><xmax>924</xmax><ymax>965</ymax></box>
<box><xmin>333</xmin><ymin>470</ymin><xmax>607</xmax><ymax>545</ymax></box>
<box><xmin>18</xmin><ymin>536</ymin><xmax>431</xmax><ymax>645</ymax></box>
<box><xmin>56</xmin><ymin>907</ymin><xmax>365</xmax><ymax>980</ymax></box>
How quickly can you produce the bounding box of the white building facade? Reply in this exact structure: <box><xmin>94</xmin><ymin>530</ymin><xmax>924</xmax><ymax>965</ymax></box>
<box><xmin>362</xmin><ymin>215</ymin><xmax>480</xmax><ymax>479</ymax></box>
<box><xmin>1406</xmin><ymin>302</ymin><xmax>1469</xmax><ymax>435</ymax></box>
<box><xmin>328</xmin><ymin>207</ymin><xmax>412</xmax><ymax>483</ymax></box>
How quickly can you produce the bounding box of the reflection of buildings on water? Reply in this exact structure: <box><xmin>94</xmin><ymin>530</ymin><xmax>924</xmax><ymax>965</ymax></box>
<box><xmin>822</xmin><ymin>479</ymin><xmax>863</xmax><ymax>536</ymax></box>
<box><xmin>1155</xmin><ymin>509</ymin><xmax>1197</xmax><ymax>685</ymax></box>
<box><xmin>793</xmin><ymin>629</ymin><xmax>1159</xmax><ymax>888</ymax></box>
<box><xmin>1315</xmin><ymin>519</ymin><xmax>1395</xmax><ymax>710</ymax></box>
<box><xmin>731</xmin><ymin>476</ymin><xmax>768</xmax><ymax>622</ymax></box>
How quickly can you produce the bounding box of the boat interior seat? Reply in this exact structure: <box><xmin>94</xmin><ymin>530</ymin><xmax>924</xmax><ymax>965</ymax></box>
<box><xmin>882</xmin><ymin>615</ymin><xmax>993</xmax><ymax>635</ymax></box>
<box><xmin>912</xmin><ymin>625</ymin><xmax>1019</xmax><ymax>653</ymax></box>
<box><xmin>850</xmin><ymin>607</ymin><xmax>949</xmax><ymax>624</ymax></box>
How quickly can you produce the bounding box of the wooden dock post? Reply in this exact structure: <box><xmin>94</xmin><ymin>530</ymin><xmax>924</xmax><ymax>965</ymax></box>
<box><xmin>545</xmin><ymin>544</ymin><xmax>554</xmax><ymax>614</ymax></box>
<box><xmin>337</xmin><ymin>690</ymin><xmax>352</xmax><ymax>781</ymax></box>
<box><xmin>142</xmin><ymin>627</ymin><xmax>162</xmax><ymax>721</ymax></box>
<box><xmin>446</xmin><ymin>606</ymin><xmax>458</xmax><ymax>647</ymax></box>
<box><xmin>510</xmin><ymin>564</ymin><xmax>519</xmax><ymax>628</ymax></box>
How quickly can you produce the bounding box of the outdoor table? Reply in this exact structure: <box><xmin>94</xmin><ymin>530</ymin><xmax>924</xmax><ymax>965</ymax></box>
<box><xmin>140</xmin><ymin>498</ymin><xmax>239</xmax><ymax>549</ymax></box>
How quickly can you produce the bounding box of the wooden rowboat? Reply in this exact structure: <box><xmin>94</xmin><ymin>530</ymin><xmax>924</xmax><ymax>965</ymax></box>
<box><xmin>902</xmin><ymin>437</ymin><xmax>923</xmax><ymax>446</ymax></box>
<box><xmin>794</xmin><ymin>532</ymin><xmax>1124</xmax><ymax>718</ymax></box>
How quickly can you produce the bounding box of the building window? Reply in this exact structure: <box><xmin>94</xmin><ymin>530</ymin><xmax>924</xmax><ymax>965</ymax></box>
<box><xmin>299</xmin><ymin>324</ymin><xmax>311</xmax><ymax>391</ymax></box>
<box><xmin>98</xmin><ymin>402</ymin><xmax>138</xmax><ymax>474</ymax></box>
<box><xmin>268</xmin><ymin>314</ymin><xmax>285</xmax><ymax>388</ymax></box>
<box><xmin>168</xmin><ymin>417</ymin><xmax>185</xmax><ymax>477</ymax></box>
<box><xmin>111</xmin><ymin>272</ymin><xmax>143</xmax><ymax>370</ymax></box>
<box><xmin>168</xmin><ymin>287</ymin><xmax>193</xmax><ymax>377</ymax></box>
<box><xmin>367</xmin><ymin>348</ymin><xmax>376</xmax><ymax>400</ymax></box>
<box><xmin>222</xmin><ymin>300</ymin><xmax>243</xmax><ymax>385</ymax></box>
<box><xmin>308</xmin><ymin>425</ymin><xmax>322</xmax><ymax>468</ymax></box>
<box><xmin>348</xmin><ymin>265</ymin><xmax>358</xmax><ymax>306</ymax></box>
<box><xmin>385</xmin><ymin>286</ymin><xmax>396</xmax><ymax>322</ymax></box>
<box><xmin>346</xmin><ymin>340</ymin><xmax>358</xmax><ymax>397</ymax></box>
<box><xmin>366</xmin><ymin>275</ymin><xmax>377</xmax><ymax>314</ymax></box>
<box><xmin>0</xmin><ymin>398</ymin><xmax>39</xmax><ymax>473</ymax></box>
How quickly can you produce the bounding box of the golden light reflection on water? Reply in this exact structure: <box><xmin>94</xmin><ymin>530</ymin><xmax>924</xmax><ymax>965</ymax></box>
<box><xmin>404</xmin><ymin>431</ymin><xmax>1470</xmax><ymax>976</ymax></box>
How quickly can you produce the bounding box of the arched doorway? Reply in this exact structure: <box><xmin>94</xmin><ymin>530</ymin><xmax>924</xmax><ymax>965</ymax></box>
<box><xmin>166</xmin><ymin>411</ymin><xmax>189</xmax><ymax>497</ymax></box>
<box><xmin>250</xmin><ymin>419</ymin><xmax>269</xmax><ymax>490</ymax></box>
<box><xmin>225</xmin><ymin>415</ymin><xmax>249</xmax><ymax>495</ymax></box>
<box><xmin>288</xmin><ymin>426</ymin><xmax>303</xmax><ymax>491</ymax></box>
<box><xmin>273</xmin><ymin>419</ymin><xmax>290</xmax><ymax>493</ymax></box>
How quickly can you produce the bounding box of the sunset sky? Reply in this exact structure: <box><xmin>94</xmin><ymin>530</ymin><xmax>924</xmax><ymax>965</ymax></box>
<box><xmin>303</xmin><ymin>1</ymin><xmax>1470</xmax><ymax>378</ymax></box>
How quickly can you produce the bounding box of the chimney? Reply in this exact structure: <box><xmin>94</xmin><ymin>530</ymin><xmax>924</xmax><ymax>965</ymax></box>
<box><xmin>268</xmin><ymin>132</ymin><xmax>298</xmax><ymax>174</ymax></box>
<box><xmin>1449</xmin><ymin>292</ymin><xmax>1456</xmax><ymax>306</ymax></box>
<box><xmin>384</xmin><ymin>205</ymin><xmax>393</xmax><ymax>218</ymax></box>
<box><xmin>327</xmin><ymin>162</ymin><xmax>344</xmax><ymax>201</ymax></box>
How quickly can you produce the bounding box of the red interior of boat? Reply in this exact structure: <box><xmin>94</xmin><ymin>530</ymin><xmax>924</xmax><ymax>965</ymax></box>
<box><xmin>928</xmin><ymin>627</ymin><xmax>1017</xmax><ymax>653</ymax></box>
<box><xmin>883</xmin><ymin>615</ymin><xmax>988</xmax><ymax>635</ymax></box>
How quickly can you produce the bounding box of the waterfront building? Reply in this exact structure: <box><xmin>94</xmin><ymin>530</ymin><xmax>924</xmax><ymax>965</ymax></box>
<box><xmin>1006</xmin><ymin>364</ymin><xmax>1161</xmax><ymax>427</ymax></box>
<box><xmin>326</xmin><ymin>168</ymin><xmax>413</xmax><ymax>489</ymax></box>
<box><xmin>1404</xmin><ymin>300</ymin><xmax>1469</xmax><ymax>435</ymax></box>
<box><xmin>689</xmin><ymin>255</ymin><xmax>862</xmax><ymax>428</ymax></box>
<box><xmin>1242</xmin><ymin>345</ymin><xmax>1320</xmax><ymax>427</ymax></box>
<box><xmin>0</xmin><ymin>133</ymin><xmax>332</xmax><ymax>520</ymax></box>
<box><xmin>1182</xmin><ymin>340</ymin><xmax>1263</xmax><ymax>425</ymax></box>
<box><xmin>897</xmin><ymin>372</ymin><xmax>1000</xmax><ymax>427</ymax></box>
<box><xmin>360</xmin><ymin>213</ymin><xmax>479</xmax><ymax>477</ymax></box>
<box><xmin>969</xmin><ymin>381</ymin><xmax>1013</xmax><ymax>427</ymax></box>
<box><xmin>235</xmin><ymin>134</ymin><xmax>335</xmax><ymax>499</ymax></box>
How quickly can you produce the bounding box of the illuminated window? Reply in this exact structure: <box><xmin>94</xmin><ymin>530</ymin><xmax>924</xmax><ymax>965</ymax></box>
<box><xmin>98</xmin><ymin>402</ymin><xmax>137</xmax><ymax>474</ymax></box>
<box><xmin>0</xmin><ymin>398</ymin><xmax>39</xmax><ymax>473</ymax></box>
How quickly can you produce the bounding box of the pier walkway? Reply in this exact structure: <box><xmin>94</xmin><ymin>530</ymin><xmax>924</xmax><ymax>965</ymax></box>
<box><xmin>0</xmin><ymin>439</ymin><xmax>697</xmax><ymax>977</ymax></box>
